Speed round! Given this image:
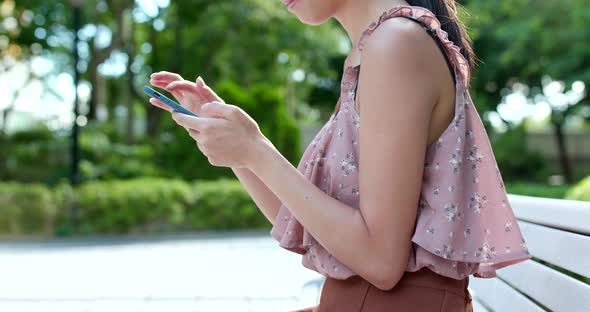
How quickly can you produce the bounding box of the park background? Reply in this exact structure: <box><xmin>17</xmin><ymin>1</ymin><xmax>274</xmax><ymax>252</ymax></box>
<box><xmin>0</xmin><ymin>0</ymin><xmax>589</xmax><ymax>310</ymax></box>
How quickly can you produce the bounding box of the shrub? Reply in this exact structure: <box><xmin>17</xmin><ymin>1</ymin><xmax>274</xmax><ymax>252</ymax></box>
<box><xmin>565</xmin><ymin>176</ymin><xmax>590</xmax><ymax>201</ymax></box>
<box><xmin>491</xmin><ymin>123</ymin><xmax>550</xmax><ymax>183</ymax></box>
<box><xmin>60</xmin><ymin>178</ymin><xmax>269</xmax><ymax>235</ymax></box>
<box><xmin>8</xmin><ymin>125</ymin><xmax>54</xmax><ymax>142</ymax></box>
<box><xmin>0</xmin><ymin>182</ymin><xmax>57</xmax><ymax>236</ymax></box>
<box><xmin>66</xmin><ymin>178</ymin><xmax>196</xmax><ymax>235</ymax></box>
<box><xmin>79</xmin><ymin>125</ymin><xmax>162</xmax><ymax>181</ymax></box>
<box><xmin>0</xmin><ymin>178</ymin><xmax>271</xmax><ymax>238</ymax></box>
<box><xmin>187</xmin><ymin>178</ymin><xmax>269</xmax><ymax>230</ymax></box>
<box><xmin>0</xmin><ymin>129</ymin><xmax>69</xmax><ymax>184</ymax></box>
<box><xmin>0</xmin><ymin>122</ymin><xmax>163</xmax><ymax>184</ymax></box>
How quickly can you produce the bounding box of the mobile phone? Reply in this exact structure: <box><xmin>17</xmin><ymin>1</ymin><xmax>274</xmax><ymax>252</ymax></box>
<box><xmin>143</xmin><ymin>85</ymin><xmax>198</xmax><ymax>117</ymax></box>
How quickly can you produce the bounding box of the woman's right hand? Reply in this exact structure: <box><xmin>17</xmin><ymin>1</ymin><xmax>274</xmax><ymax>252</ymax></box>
<box><xmin>148</xmin><ymin>71</ymin><xmax>224</xmax><ymax>116</ymax></box>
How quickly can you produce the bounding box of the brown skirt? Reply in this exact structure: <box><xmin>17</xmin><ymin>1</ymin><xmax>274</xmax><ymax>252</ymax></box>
<box><xmin>291</xmin><ymin>267</ymin><xmax>473</xmax><ymax>312</ymax></box>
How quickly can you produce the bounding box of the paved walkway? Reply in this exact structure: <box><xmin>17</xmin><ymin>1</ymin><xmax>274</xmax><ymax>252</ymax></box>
<box><xmin>0</xmin><ymin>230</ymin><xmax>324</xmax><ymax>312</ymax></box>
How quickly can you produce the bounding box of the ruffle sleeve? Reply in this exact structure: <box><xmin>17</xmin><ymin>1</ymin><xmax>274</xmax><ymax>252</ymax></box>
<box><xmin>356</xmin><ymin>5</ymin><xmax>532</xmax><ymax>279</ymax></box>
<box><xmin>356</xmin><ymin>5</ymin><xmax>471</xmax><ymax>89</ymax></box>
<box><xmin>408</xmin><ymin>88</ymin><xmax>532</xmax><ymax>279</ymax></box>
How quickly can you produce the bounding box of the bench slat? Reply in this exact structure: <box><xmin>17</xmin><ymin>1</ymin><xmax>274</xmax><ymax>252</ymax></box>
<box><xmin>471</xmin><ymin>298</ymin><xmax>491</xmax><ymax>312</ymax></box>
<box><xmin>517</xmin><ymin>219</ymin><xmax>590</xmax><ymax>277</ymax></box>
<box><xmin>468</xmin><ymin>275</ymin><xmax>543</xmax><ymax>312</ymax></box>
<box><xmin>497</xmin><ymin>259</ymin><xmax>590</xmax><ymax>312</ymax></box>
<box><xmin>509</xmin><ymin>194</ymin><xmax>590</xmax><ymax>235</ymax></box>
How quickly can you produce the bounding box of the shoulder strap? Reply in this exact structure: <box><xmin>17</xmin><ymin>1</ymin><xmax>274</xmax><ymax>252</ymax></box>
<box><xmin>352</xmin><ymin>15</ymin><xmax>457</xmax><ymax>97</ymax></box>
<box><xmin>396</xmin><ymin>15</ymin><xmax>457</xmax><ymax>86</ymax></box>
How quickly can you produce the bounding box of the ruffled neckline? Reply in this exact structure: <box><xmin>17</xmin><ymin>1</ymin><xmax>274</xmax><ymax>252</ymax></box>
<box><xmin>349</xmin><ymin>4</ymin><xmax>471</xmax><ymax>88</ymax></box>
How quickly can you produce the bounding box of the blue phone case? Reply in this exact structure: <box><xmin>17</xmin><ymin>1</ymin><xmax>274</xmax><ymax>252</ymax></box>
<box><xmin>143</xmin><ymin>85</ymin><xmax>198</xmax><ymax>117</ymax></box>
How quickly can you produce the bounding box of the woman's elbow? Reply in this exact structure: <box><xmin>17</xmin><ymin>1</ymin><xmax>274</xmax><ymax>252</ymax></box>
<box><xmin>366</xmin><ymin>262</ymin><xmax>404</xmax><ymax>291</ymax></box>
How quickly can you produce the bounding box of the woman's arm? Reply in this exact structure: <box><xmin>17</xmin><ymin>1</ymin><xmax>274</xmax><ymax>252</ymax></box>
<box><xmin>231</xmin><ymin>167</ymin><xmax>282</xmax><ymax>225</ymax></box>
<box><xmin>248</xmin><ymin>20</ymin><xmax>441</xmax><ymax>291</ymax></box>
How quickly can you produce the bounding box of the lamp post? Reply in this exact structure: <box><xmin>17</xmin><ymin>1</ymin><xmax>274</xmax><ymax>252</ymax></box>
<box><xmin>70</xmin><ymin>0</ymin><xmax>83</xmax><ymax>185</ymax></box>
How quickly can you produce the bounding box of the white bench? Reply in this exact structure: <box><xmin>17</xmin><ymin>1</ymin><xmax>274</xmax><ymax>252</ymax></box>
<box><xmin>468</xmin><ymin>194</ymin><xmax>590</xmax><ymax>312</ymax></box>
<box><xmin>297</xmin><ymin>194</ymin><xmax>590</xmax><ymax>312</ymax></box>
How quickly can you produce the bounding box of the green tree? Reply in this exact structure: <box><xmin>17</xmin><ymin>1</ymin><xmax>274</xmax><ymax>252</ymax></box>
<box><xmin>466</xmin><ymin>0</ymin><xmax>590</xmax><ymax>182</ymax></box>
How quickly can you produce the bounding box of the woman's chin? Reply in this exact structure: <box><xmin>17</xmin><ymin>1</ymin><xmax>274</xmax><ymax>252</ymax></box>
<box><xmin>286</xmin><ymin>0</ymin><xmax>332</xmax><ymax>25</ymax></box>
<box><xmin>292</xmin><ymin>10</ymin><xmax>329</xmax><ymax>25</ymax></box>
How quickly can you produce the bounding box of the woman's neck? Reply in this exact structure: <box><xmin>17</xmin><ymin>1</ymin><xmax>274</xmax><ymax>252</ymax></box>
<box><xmin>335</xmin><ymin>0</ymin><xmax>410</xmax><ymax>67</ymax></box>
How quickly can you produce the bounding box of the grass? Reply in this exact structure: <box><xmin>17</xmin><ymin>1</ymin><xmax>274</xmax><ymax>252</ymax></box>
<box><xmin>505</xmin><ymin>182</ymin><xmax>571</xmax><ymax>199</ymax></box>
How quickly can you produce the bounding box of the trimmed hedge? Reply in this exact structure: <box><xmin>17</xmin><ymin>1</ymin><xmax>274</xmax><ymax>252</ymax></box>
<box><xmin>0</xmin><ymin>182</ymin><xmax>57</xmax><ymax>236</ymax></box>
<box><xmin>0</xmin><ymin>178</ymin><xmax>270</xmax><ymax>238</ymax></box>
<box><xmin>2</xmin><ymin>178</ymin><xmax>586</xmax><ymax>238</ymax></box>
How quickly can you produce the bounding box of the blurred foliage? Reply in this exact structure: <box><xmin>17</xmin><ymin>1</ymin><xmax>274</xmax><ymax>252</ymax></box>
<box><xmin>0</xmin><ymin>0</ymin><xmax>345</xmax><ymax>126</ymax></box>
<box><xmin>0</xmin><ymin>178</ymin><xmax>269</xmax><ymax>238</ymax></box>
<box><xmin>307</xmin><ymin>54</ymin><xmax>348</xmax><ymax>120</ymax></box>
<box><xmin>79</xmin><ymin>122</ymin><xmax>163</xmax><ymax>180</ymax></box>
<box><xmin>0</xmin><ymin>123</ymin><xmax>161</xmax><ymax>183</ymax></box>
<box><xmin>150</xmin><ymin>81</ymin><xmax>301</xmax><ymax>180</ymax></box>
<box><xmin>465</xmin><ymin>0</ymin><xmax>590</xmax><ymax>117</ymax></box>
<box><xmin>565</xmin><ymin>176</ymin><xmax>590</xmax><ymax>201</ymax></box>
<box><xmin>0</xmin><ymin>127</ymin><xmax>70</xmax><ymax>184</ymax></box>
<box><xmin>185</xmin><ymin>178</ymin><xmax>268</xmax><ymax>231</ymax></box>
<box><xmin>505</xmin><ymin>182</ymin><xmax>571</xmax><ymax>200</ymax></box>
<box><xmin>1</xmin><ymin>82</ymin><xmax>302</xmax><ymax>182</ymax></box>
<box><xmin>1</xmin><ymin>0</ymin><xmax>590</xmax><ymax>234</ymax></box>
<box><xmin>1</xmin><ymin>0</ymin><xmax>338</xmax><ymax>184</ymax></box>
<box><xmin>463</xmin><ymin>0</ymin><xmax>590</xmax><ymax>184</ymax></box>
<box><xmin>490</xmin><ymin>123</ymin><xmax>550</xmax><ymax>183</ymax></box>
<box><xmin>0</xmin><ymin>182</ymin><xmax>57</xmax><ymax>236</ymax></box>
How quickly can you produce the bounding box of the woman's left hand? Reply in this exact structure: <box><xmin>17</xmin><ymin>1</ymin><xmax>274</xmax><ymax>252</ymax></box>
<box><xmin>171</xmin><ymin>101</ymin><xmax>269</xmax><ymax>169</ymax></box>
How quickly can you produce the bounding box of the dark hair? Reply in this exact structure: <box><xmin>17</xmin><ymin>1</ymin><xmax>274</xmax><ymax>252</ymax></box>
<box><xmin>406</xmin><ymin>0</ymin><xmax>477</xmax><ymax>71</ymax></box>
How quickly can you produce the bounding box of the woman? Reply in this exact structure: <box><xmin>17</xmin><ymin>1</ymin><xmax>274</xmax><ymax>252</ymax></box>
<box><xmin>148</xmin><ymin>0</ymin><xmax>532</xmax><ymax>311</ymax></box>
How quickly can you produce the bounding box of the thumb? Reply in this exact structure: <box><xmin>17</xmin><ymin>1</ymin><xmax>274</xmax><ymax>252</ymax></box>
<box><xmin>201</xmin><ymin>101</ymin><xmax>235</xmax><ymax>119</ymax></box>
<box><xmin>196</xmin><ymin>76</ymin><xmax>224</xmax><ymax>104</ymax></box>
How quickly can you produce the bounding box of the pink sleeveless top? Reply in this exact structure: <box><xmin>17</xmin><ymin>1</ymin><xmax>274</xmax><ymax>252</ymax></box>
<box><xmin>270</xmin><ymin>5</ymin><xmax>532</xmax><ymax>280</ymax></box>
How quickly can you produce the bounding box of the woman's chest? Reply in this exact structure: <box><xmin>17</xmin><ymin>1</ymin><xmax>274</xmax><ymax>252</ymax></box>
<box><xmin>298</xmin><ymin>100</ymin><xmax>362</xmax><ymax>207</ymax></box>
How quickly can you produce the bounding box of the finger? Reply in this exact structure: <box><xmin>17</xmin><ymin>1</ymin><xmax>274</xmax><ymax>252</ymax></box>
<box><xmin>196</xmin><ymin>76</ymin><xmax>224</xmax><ymax>103</ymax></box>
<box><xmin>149</xmin><ymin>98</ymin><xmax>173</xmax><ymax>112</ymax></box>
<box><xmin>150</xmin><ymin>77</ymin><xmax>182</xmax><ymax>89</ymax></box>
<box><xmin>150</xmin><ymin>72</ymin><xmax>184</xmax><ymax>88</ymax></box>
<box><xmin>166</xmin><ymin>80</ymin><xmax>209</xmax><ymax>108</ymax></box>
<box><xmin>150</xmin><ymin>71</ymin><xmax>183</xmax><ymax>81</ymax></box>
<box><xmin>156</xmin><ymin>80</ymin><xmax>189</xmax><ymax>103</ymax></box>
<box><xmin>201</xmin><ymin>101</ymin><xmax>237</xmax><ymax>119</ymax></box>
<box><xmin>187</xmin><ymin>128</ymin><xmax>201</xmax><ymax>141</ymax></box>
<box><xmin>165</xmin><ymin>80</ymin><xmax>199</xmax><ymax>96</ymax></box>
<box><xmin>196</xmin><ymin>140</ymin><xmax>206</xmax><ymax>154</ymax></box>
<box><xmin>150</xmin><ymin>75</ymin><xmax>181</xmax><ymax>85</ymax></box>
<box><xmin>171</xmin><ymin>112</ymin><xmax>223</xmax><ymax>131</ymax></box>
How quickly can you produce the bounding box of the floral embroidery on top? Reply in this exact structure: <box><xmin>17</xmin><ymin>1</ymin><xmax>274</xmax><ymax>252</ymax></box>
<box><xmin>340</xmin><ymin>152</ymin><xmax>357</xmax><ymax>176</ymax></box>
<box><xmin>468</xmin><ymin>192</ymin><xmax>487</xmax><ymax>214</ymax></box>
